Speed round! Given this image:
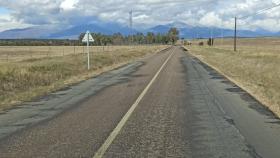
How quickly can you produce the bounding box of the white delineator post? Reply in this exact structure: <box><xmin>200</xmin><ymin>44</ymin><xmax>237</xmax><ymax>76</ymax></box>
<box><xmin>87</xmin><ymin>33</ymin><xmax>90</xmax><ymax>70</ymax></box>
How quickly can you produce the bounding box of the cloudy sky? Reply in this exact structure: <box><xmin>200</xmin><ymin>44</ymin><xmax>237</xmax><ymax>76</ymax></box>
<box><xmin>1</xmin><ymin>0</ymin><xmax>280</xmax><ymax>32</ymax></box>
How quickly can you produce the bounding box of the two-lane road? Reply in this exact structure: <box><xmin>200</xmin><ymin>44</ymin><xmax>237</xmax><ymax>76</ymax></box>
<box><xmin>0</xmin><ymin>46</ymin><xmax>280</xmax><ymax>158</ymax></box>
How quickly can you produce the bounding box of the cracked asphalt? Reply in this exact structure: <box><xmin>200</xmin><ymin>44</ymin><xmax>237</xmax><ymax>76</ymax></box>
<box><xmin>0</xmin><ymin>46</ymin><xmax>280</xmax><ymax>158</ymax></box>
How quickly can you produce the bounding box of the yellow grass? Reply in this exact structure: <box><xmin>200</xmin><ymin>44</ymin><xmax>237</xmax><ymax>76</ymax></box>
<box><xmin>0</xmin><ymin>45</ymin><xmax>160</xmax><ymax>62</ymax></box>
<box><xmin>0</xmin><ymin>45</ymin><xmax>168</xmax><ymax>111</ymax></box>
<box><xmin>187</xmin><ymin>38</ymin><xmax>280</xmax><ymax>117</ymax></box>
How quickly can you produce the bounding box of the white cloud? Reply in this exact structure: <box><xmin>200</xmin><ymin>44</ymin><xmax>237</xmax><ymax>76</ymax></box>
<box><xmin>60</xmin><ymin>0</ymin><xmax>79</xmax><ymax>10</ymax></box>
<box><xmin>1</xmin><ymin>0</ymin><xmax>280</xmax><ymax>32</ymax></box>
<box><xmin>0</xmin><ymin>14</ymin><xmax>32</xmax><ymax>32</ymax></box>
<box><xmin>199</xmin><ymin>12</ymin><xmax>222</xmax><ymax>27</ymax></box>
<box><xmin>253</xmin><ymin>19</ymin><xmax>280</xmax><ymax>32</ymax></box>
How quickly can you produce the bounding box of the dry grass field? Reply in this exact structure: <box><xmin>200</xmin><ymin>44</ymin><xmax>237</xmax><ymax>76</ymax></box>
<box><xmin>0</xmin><ymin>45</ymin><xmax>168</xmax><ymax>110</ymax></box>
<box><xmin>187</xmin><ymin>37</ymin><xmax>280</xmax><ymax>117</ymax></box>
<box><xmin>0</xmin><ymin>45</ymin><xmax>156</xmax><ymax>62</ymax></box>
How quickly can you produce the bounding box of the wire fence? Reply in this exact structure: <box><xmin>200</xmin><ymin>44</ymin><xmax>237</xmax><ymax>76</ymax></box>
<box><xmin>0</xmin><ymin>45</ymin><xmax>161</xmax><ymax>62</ymax></box>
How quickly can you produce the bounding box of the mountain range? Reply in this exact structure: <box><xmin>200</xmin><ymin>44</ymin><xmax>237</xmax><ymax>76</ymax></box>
<box><xmin>0</xmin><ymin>21</ymin><xmax>279</xmax><ymax>39</ymax></box>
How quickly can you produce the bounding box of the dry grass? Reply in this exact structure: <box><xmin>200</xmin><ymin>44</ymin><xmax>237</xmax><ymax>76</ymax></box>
<box><xmin>187</xmin><ymin>38</ymin><xmax>280</xmax><ymax>117</ymax></box>
<box><xmin>0</xmin><ymin>45</ymin><xmax>168</xmax><ymax>110</ymax></box>
<box><xmin>0</xmin><ymin>45</ymin><xmax>159</xmax><ymax>62</ymax></box>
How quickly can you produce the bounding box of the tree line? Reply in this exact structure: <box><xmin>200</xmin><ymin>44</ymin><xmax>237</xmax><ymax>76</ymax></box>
<box><xmin>0</xmin><ymin>39</ymin><xmax>79</xmax><ymax>46</ymax></box>
<box><xmin>79</xmin><ymin>27</ymin><xmax>179</xmax><ymax>46</ymax></box>
<box><xmin>0</xmin><ymin>27</ymin><xmax>179</xmax><ymax>46</ymax></box>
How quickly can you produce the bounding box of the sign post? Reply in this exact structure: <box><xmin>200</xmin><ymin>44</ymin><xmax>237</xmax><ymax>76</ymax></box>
<box><xmin>82</xmin><ymin>31</ymin><xmax>95</xmax><ymax>70</ymax></box>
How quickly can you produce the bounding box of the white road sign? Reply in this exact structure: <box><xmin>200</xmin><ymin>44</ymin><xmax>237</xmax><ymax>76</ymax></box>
<box><xmin>82</xmin><ymin>30</ymin><xmax>95</xmax><ymax>70</ymax></box>
<box><xmin>82</xmin><ymin>31</ymin><xmax>95</xmax><ymax>43</ymax></box>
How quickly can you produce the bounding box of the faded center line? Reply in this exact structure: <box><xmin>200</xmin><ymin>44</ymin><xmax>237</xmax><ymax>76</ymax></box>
<box><xmin>93</xmin><ymin>47</ymin><xmax>175</xmax><ymax>158</ymax></box>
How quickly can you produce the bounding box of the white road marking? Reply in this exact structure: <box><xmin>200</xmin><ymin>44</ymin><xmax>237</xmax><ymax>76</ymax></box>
<box><xmin>93</xmin><ymin>47</ymin><xmax>175</xmax><ymax>158</ymax></box>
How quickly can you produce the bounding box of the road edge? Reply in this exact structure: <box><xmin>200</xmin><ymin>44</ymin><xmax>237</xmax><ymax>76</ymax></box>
<box><xmin>183</xmin><ymin>46</ymin><xmax>280</xmax><ymax>119</ymax></box>
<box><xmin>0</xmin><ymin>46</ymin><xmax>172</xmax><ymax>112</ymax></box>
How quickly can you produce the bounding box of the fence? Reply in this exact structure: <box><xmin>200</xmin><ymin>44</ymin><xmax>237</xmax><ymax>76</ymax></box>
<box><xmin>0</xmin><ymin>45</ymin><xmax>160</xmax><ymax>62</ymax></box>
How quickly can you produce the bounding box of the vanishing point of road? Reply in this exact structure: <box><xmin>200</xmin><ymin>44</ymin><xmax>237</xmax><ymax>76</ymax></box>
<box><xmin>0</xmin><ymin>46</ymin><xmax>280</xmax><ymax>158</ymax></box>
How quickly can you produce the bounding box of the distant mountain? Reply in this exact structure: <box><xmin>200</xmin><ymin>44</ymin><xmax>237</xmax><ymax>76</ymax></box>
<box><xmin>0</xmin><ymin>22</ymin><xmax>137</xmax><ymax>39</ymax></box>
<box><xmin>0</xmin><ymin>21</ymin><xmax>279</xmax><ymax>39</ymax></box>
<box><xmin>48</xmin><ymin>24</ymin><xmax>110</xmax><ymax>39</ymax></box>
<box><xmin>145</xmin><ymin>22</ymin><xmax>192</xmax><ymax>34</ymax></box>
<box><xmin>147</xmin><ymin>25</ymin><xmax>170</xmax><ymax>34</ymax></box>
<box><xmin>147</xmin><ymin>22</ymin><xmax>279</xmax><ymax>39</ymax></box>
<box><xmin>0</xmin><ymin>25</ymin><xmax>62</xmax><ymax>39</ymax></box>
<box><xmin>49</xmin><ymin>23</ymin><xmax>137</xmax><ymax>39</ymax></box>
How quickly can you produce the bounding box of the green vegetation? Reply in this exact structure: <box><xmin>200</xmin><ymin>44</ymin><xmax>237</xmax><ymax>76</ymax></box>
<box><xmin>79</xmin><ymin>28</ymin><xmax>180</xmax><ymax>45</ymax></box>
<box><xmin>0</xmin><ymin>39</ymin><xmax>79</xmax><ymax>46</ymax></box>
<box><xmin>0</xmin><ymin>28</ymin><xmax>180</xmax><ymax>46</ymax></box>
<box><xmin>168</xmin><ymin>27</ymin><xmax>180</xmax><ymax>44</ymax></box>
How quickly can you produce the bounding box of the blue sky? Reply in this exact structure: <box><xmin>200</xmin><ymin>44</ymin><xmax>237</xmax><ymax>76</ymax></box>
<box><xmin>0</xmin><ymin>7</ymin><xmax>10</xmax><ymax>14</ymax></box>
<box><xmin>1</xmin><ymin>0</ymin><xmax>280</xmax><ymax>32</ymax></box>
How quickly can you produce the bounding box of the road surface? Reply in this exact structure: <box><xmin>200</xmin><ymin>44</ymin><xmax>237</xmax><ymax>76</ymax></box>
<box><xmin>0</xmin><ymin>46</ymin><xmax>280</xmax><ymax>158</ymax></box>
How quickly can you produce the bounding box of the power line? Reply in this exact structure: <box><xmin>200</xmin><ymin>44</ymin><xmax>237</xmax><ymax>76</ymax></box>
<box><xmin>129</xmin><ymin>10</ymin><xmax>133</xmax><ymax>44</ymax></box>
<box><xmin>129</xmin><ymin>10</ymin><xmax>133</xmax><ymax>30</ymax></box>
<box><xmin>234</xmin><ymin>3</ymin><xmax>280</xmax><ymax>51</ymax></box>
<box><xmin>239</xmin><ymin>3</ymin><xmax>280</xmax><ymax>19</ymax></box>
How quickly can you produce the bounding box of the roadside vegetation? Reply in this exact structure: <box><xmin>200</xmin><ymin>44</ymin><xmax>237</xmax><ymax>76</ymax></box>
<box><xmin>0</xmin><ymin>45</ymin><xmax>168</xmax><ymax>111</ymax></box>
<box><xmin>0</xmin><ymin>27</ymin><xmax>179</xmax><ymax>46</ymax></box>
<box><xmin>0</xmin><ymin>45</ymin><xmax>162</xmax><ymax>62</ymax></box>
<box><xmin>186</xmin><ymin>37</ymin><xmax>280</xmax><ymax>117</ymax></box>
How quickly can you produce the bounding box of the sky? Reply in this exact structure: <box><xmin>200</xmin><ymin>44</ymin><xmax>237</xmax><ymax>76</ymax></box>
<box><xmin>1</xmin><ymin>0</ymin><xmax>280</xmax><ymax>32</ymax></box>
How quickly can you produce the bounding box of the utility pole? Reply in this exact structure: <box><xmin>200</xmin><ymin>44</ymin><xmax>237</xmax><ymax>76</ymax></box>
<box><xmin>234</xmin><ymin>16</ymin><xmax>237</xmax><ymax>52</ymax></box>
<box><xmin>220</xmin><ymin>20</ymin><xmax>224</xmax><ymax>46</ymax></box>
<box><xmin>129</xmin><ymin>10</ymin><xmax>133</xmax><ymax>45</ymax></box>
<box><xmin>210</xmin><ymin>27</ymin><xmax>214</xmax><ymax>46</ymax></box>
<box><xmin>221</xmin><ymin>28</ymin><xmax>224</xmax><ymax>46</ymax></box>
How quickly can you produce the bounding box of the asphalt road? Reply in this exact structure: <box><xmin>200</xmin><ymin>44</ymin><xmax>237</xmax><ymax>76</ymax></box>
<box><xmin>0</xmin><ymin>46</ymin><xmax>280</xmax><ymax>158</ymax></box>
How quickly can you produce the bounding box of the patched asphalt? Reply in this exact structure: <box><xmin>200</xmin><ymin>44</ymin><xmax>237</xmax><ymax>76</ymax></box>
<box><xmin>0</xmin><ymin>46</ymin><xmax>280</xmax><ymax>158</ymax></box>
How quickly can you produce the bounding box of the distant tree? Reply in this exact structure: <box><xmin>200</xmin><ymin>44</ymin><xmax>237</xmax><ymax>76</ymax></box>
<box><xmin>162</xmin><ymin>35</ymin><xmax>169</xmax><ymax>44</ymax></box>
<box><xmin>1</xmin><ymin>29</ymin><xmax>182</xmax><ymax>46</ymax></box>
<box><xmin>79</xmin><ymin>33</ymin><xmax>85</xmax><ymax>41</ymax></box>
<box><xmin>146</xmin><ymin>32</ymin><xmax>155</xmax><ymax>44</ymax></box>
<box><xmin>168</xmin><ymin>27</ymin><xmax>179</xmax><ymax>44</ymax></box>
<box><xmin>135</xmin><ymin>33</ymin><xmax>145</xmax><ymax>44</ymax></box>
<box><xmin>112</xmin><ymin>33</ymin><xmax>124</xmax><ymax>45</ymax></box>
<box><xmin>103</xmin><ymin>35</ymin><xmax>112</xmax><ymax>46</ymax></box>
<box><xmin>155</xmin><ymin>33</ymin><xmax>163</xmax><ymax>44</ymax></box>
